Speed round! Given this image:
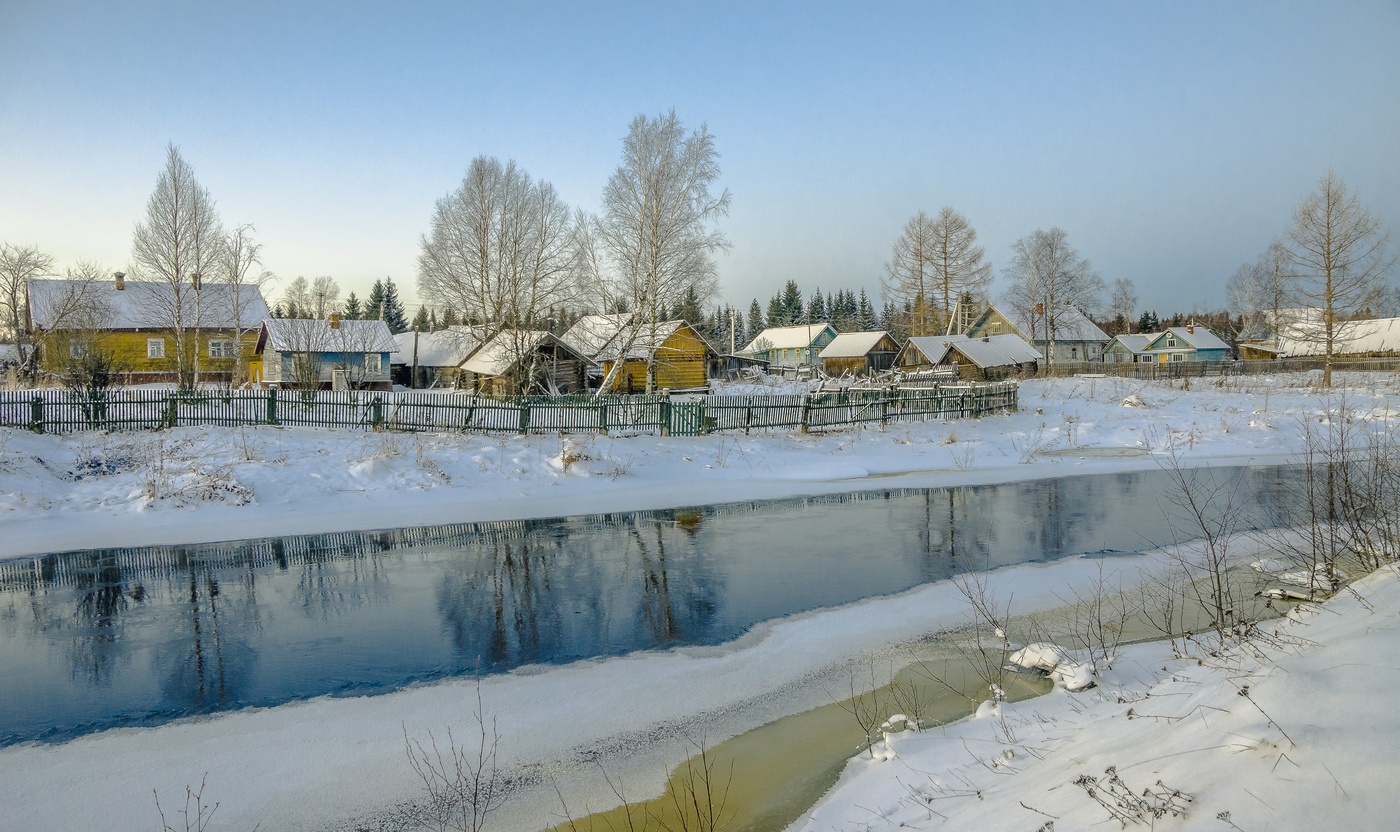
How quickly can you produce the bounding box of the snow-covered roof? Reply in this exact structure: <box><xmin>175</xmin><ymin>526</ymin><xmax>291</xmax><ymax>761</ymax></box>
<box><xmin>1278</xmin><ymin>316</ymin><xmax>1400</xmax><ymax>356</ymax></box>
<box><xmin>389</xmin><ymin>326</ymin><xmax>486</xmax><ymax>367</ymax></box>
<box><xmin>907</xmin><ymin>333</ymin><xmax>1041</xmax><ymax>369</ymax></box>
<box><xmin>561</xmin><ymin>313</ymin><xmax>633</xmax><ymax>360</ymax></box>
<box><xmin>259</xmin><ymin>318</ymin><xmax>398</xmax><ymax>354</ymax></box>
<box><xmin>27</xmin><ymin>278</ymin><xmax>270</xmax><ymax>330</ymax></box>
<box><xmin>982</xmin><ymin>303</ymin><xmax>1108</xmax><ymax>344</ymax></box>
<box><xmin>460</xmin><ymin>330</ymin><xmax>589</xmax><ymax>377</ymax></box>
<box><xmin>742</xmin><ymin>322</ymin><xmax>834</xmax><ymax>352</ymax></box>
<box><xmin>1146</xmin><ymin>326</ymin><xmax>1229</xmax><ymax>352</ymax></box>
<box><xmin>818</xmin><ymin>331</ymin><xmax>895</xmax><ymax>359</ymax></box>
<box><xmin>1107</xmin><ymin>334</ymin><xmax>1153</xmax><ymax>354</ymax></box>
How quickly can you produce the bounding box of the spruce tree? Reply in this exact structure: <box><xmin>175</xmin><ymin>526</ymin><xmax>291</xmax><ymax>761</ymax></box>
<box><xmin>343</xmin><ymin>292</ymin><xmax>363</xmax><ymax>320</ymax></box>
<box><xmin>440</xmin><ymin>307</ymin><xmax>461</xmax><ymax>327</ymax></box>
<box><xmin>766</xmin><ymin>294</ymin><xmax>786</xmax><ymax>327</ymax></box>
<box><xmin>411</xmin><ymin>305</ymin><xmax>430</xmax><ymax>332</ymax></box>
<box><xmin>381</xmin><ymin>278</ymin><xmax>409</xmax><ymax>333</ymax></box>
<box><xmin>781</xmin><ymin>280</ymin><xmax>803</xmax><ymax>324</ymax></box>
<box><xmin>365</xmin><ymin>279</ymin><xmax>386</xmax><ymax>322</ymax></box>
<box><xmin>747</xmin><ymin>299</ymin><xmax>764</xmax><ymax>341</ymax></box>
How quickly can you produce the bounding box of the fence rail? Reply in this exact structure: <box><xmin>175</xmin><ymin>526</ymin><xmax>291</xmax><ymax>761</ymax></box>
<box><xmin>1039</xmin><ymin>356</ymin><xmax>1400</xmax><ymax>380</ymax></box>
<box><xmin>0</xmin><ymin>383</ymin><xmax>1018</xmax><ymax>437</ymax></box>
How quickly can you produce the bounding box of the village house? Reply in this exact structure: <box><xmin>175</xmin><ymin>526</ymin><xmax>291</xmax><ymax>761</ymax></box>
<box><xmin>390</xmin><ymin>325</ymin><xmax>488</xmax><ymax>388</ymax></box>
<box><xmin>458</xmin><ymin>329</ymin><xmax>590</xmax><ymax>396</ymax></box>
<box><xmin>563</xmin><ymin>313</ymin><xmax>716</xmax><ymax>392</ymax></box>
<box><xmin>1139</xmin><ymin>325</ymin><xmax>1231</xmax><ymax>363</ymax></box>
<box><xmin>740</xmin><ymin>322</ymin><xmax>837</xmax><ymax>369</ymax></box>
<box><xmin>965</xmin><ymin>303</ymin><xmax>1109</xmax><ymax>364</ymax></box>
<box><xmin>256</xmin><ymin>317</ymin><xmax>397</xmax><ymax>390</ymax></box>
<box><xmin>26</xmin><ymin>275</ymin><xmax>270</xmax><ymax>385</ymax></box>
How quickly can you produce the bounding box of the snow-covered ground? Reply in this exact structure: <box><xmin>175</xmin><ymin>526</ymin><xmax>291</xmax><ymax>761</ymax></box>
<box><xmin>0</xmin><ymin>372</ymin><xmax>1396</xmax><ymax>831</ymax></box>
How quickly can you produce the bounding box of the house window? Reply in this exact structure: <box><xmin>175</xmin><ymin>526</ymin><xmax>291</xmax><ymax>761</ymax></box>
<box><xmin>1167</xmin><ymin>338</ymin><xmax>1177</xmax><ymax>347</ymax></box>
<box><xmin>69</xmin><ymin>341</ymin><xmax>86</xmax><ymax>359</ymax></box>
<box><xmin>1171</xmin><ymin>353</ymin><xmax>1184</xmax><ymax>362</ymax></box>
<box><xmin>208</xmin><ymin>339</ymin><xmax>235</xmax><ymax>359</ymax></box>
<box><xmin>147</xmin><ymin>338</ymin><xmax>166</xmax><ymax>359</ymax></box>
<box><xmin>1071</xmin><ymin>346</ymin><xmax>1079</xmax><ymax>359</ymax></box>
<box><xmin>364</xmin><ymin>353</ymin><xmax>382</xmax><ymax>374</ymax></box>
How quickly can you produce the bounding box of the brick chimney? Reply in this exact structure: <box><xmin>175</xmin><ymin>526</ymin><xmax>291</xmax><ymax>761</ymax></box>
<box><xmin>114</xmin><ymin>271</ymin><xmax>125</xmax><ymax>290</ymax></box>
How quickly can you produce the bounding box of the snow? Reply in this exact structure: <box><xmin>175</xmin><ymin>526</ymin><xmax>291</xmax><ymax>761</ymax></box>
<box><xmin>0</xmin><ymin>372</ymin><xmax>1397</xmax><ymax>831</ymax></box>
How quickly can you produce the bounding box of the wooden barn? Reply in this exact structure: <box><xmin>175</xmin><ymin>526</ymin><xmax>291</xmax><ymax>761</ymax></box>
<box><xmin>818</xmin><ymin>331</ymin><xmax>901</xmax><ymax>376</ymax></box>
<box><xmin>898</xmin><ymin>333</ymin><xmax>1041</xmax><ymax>380</ymax></box>
<box><xmin>563</xmin><ymin>314</ymin><xmax>716</xmax><ymax>393</ymax></box>
<box><xmin>459</xmin><ymin>330</ymin><xmax>590</xmax><ymax>396</ymax></box>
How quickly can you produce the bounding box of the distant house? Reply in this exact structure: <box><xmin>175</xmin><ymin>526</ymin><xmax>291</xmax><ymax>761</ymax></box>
<box><xmin>459</xmin><ymin>329</ymin><xmax>590</xmax><ymax>396</ymax></box>
<box><xmin>1139</xmin><ymin>326</ymin><xmax>1230</xmax><ymax>364</ymax></box>
<box><xmin>897</xmin><ymin>333</ymin><xmax>1041</xmax><ymax>380</ymax></box>
<box><xmin>1276</xmin><ymin>314</ymin><xmax>1400</xmax><ymax>358</ymax></box>
<box><xmin>390</xmin><ymin>326</ymin><xmax>488</xmax><ymax>388</ymax></box>
<box><xmin>965</xmin><ymin>303</ymin><xmax>1109</xmax><ymax>363</ymax></box>
<box><xmin>818</xmin><ymin>331</ymin><xmax>901</xmax><ymax>376</ymax></box>
<box><xmin>26</xmin><ymin>275</ymin><xmax>270</xmax><ymax>385</ymax></box>
<box><xmin>256</xmin><ymin>318</ymin><xmax>397</xmax><ymax>390</ymax></box>
<box><xmin>1103</xmin><ymin>334</ymin><xmax>1154</xmax><ymax>364</ymax></box>
<box><xmin>1238</xmin><ymin>341</ymin><xmax>1284</xmax><ymax>361</ymax></box>
<box><xmin>563</xmin><ymin>314</ymin><xmax>716</xmax><ymax>392</ymax></box>
<box><xmin>740</xmin><ymin>322</ymin><xmax>837</xmax><ymax>368</ymax></box>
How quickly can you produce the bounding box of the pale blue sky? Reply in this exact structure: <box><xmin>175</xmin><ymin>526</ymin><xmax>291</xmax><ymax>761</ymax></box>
<box><xmin>2</xmin><ymin>1</ymin><xmax>1397</xmax><ymax>317</ymax></box>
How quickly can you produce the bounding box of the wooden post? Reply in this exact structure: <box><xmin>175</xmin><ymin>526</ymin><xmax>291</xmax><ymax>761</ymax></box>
<box><xmin>800</xmin><ymin>395</ymin><xmax>811</xmax><ymax>433</ymax></box>
<box><xmin>30</xmin><ymin>395</ymin><xmax>43</xmax><ymax>434</ymax></box>
<box><xmin>266</xmin><ymin>389</ymin><xmax>278</xmax><ymax>425</ymax></box>
<box><xmin>371</xmin><ymin>395</ymin><xmax>384</xmax><ymax>430</ymax></box>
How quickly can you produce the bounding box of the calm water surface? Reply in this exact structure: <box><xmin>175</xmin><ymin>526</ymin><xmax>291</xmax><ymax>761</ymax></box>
<box><xmin>0</xmin><ymin>465</ymin><xmax>1303</xmax><ymax>746</ymax></box>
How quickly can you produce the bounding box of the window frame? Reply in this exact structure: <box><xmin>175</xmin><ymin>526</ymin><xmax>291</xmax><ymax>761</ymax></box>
<box><xmin>147</xmin><ymin>338</ymin><xmax>166</xmax><ymax>359</ymax></box>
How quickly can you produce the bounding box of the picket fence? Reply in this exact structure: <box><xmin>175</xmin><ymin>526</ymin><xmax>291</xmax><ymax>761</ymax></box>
<box><xmin>0</xmin><ymin>383</ymin><xmax>1017</xmax><ymax>437</ymax></box>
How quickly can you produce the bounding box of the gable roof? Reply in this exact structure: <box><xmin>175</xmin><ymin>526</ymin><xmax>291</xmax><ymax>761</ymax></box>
<box><xmin>561</xmin><ymin>313</ymin><xmax>633</xmax><ymax>359</ymax></box>
<box><xmin>390</xmin><ymin>326</ymin><xmax>487</xmax><ymax>367</ymax></box>
<box><xmin>460</xmin><ymin>330</ymin><xmax>590</xmax><ymax>377</ymax></box>
<box><xmin>906</xmin><ymin>333</ymin><xmax>1041</xmax><ymax>369</ymax></box>
<box><xmin>818</xmin><ymin>331</ymin><xmax>896</xmax><ymax>359</ymax></box>
<box><xmin>27</xmin><ymin>278</ymin><xmax>270</xmax><ymax>330</ymax></box>
<box><xmin>973</xmin><ymin>303</ymin><xmax>1109</xmax><ymax>343</ymax></box>
<box><xmin>1106</xmin><ymin>334</ymin><xmax>1153</xmax><ymax>354</ymax></box>
<box><xmin>258</xmin><ymin>318</ymin><xmax>398</xmax><ymax>354</ymax></box>
<box><xmin>1146</xmin><ymin>326</ymin><xmax>1229</xmax><ymax>352</ymax></box>
<box><xmin>741</xmin><ymin>322</ymin><xmax>835</xmax><ymax>352</ymax></box>
<box><xmin>1277</xmin><ymin>316</ymin><xmax>1400</xmax><ymax>356</ymax></box>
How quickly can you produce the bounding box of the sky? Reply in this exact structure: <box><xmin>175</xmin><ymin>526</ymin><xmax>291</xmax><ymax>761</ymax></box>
<box><xmin>2</xmin><ymin>1</ymin><xmax>1397</xmax><ymax>319</ymax></box>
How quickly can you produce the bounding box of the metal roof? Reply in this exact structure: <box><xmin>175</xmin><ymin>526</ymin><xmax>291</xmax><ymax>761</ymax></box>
<box><xmin>561</xmin><ymin>313</ymin><xmax>633</xmax><ymax>359</ymax></box>
<box><xmin>1278</xmin><ymin>316</ymin><xmax>1400</xmax><ymax>356</ymax></box>
<box><xmin>27</xmin><ymin>278</ymin><xmax>270</xmax><ymax>330</ymax></box>
<box><xmin>907</xmin><ymin>333</ymin><xmax>1040</xmax><ymax>369</ymax></box>
<box><xmin>460</xmin><ymin>330</ymin><xmax>590</xmax><ymax>377</ymax></box>
<box><xmin>1146</xmin><ymin>326</ymin><xmax>1229</xmax><ymax>352</ymax></box>
<box><xmin>260</xmin><ymin>318</ymin><xmax>399</xmax><ymax>354</ymax></box>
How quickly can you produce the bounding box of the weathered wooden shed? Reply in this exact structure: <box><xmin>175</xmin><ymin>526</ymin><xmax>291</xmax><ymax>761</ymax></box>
<box><xmin>898</xmin><ymin>333</ymin><xmax>1040</xmax><ymax>380</ymax></box>
<box><xmin>459</xmin><ymin>330</ymin><xmax>590</xmax><ymax>396</ymax></box>
<box><xmin>818</xmin><ymin>331</ymin><xmax>901</xmax><ymax>376</ymax></box>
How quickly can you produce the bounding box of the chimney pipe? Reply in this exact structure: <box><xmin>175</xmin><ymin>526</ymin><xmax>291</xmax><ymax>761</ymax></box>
<box><xmin>114</xmin><ymin>271</ymin><xmax>125</xmax><ymax>290</ymax></box>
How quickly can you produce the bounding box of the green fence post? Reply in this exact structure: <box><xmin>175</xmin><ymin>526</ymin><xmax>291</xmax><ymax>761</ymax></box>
<box><xmin>519</xmin><ymin>401</ymin><xmax>530</xmax><ymax>434</ymax></box>
<box><xmin>266</xmin><ymin>389</ymin><xmax>278</xmax><ymax>425</ymax></box>
<box><xmin>598</xmin><ymin>401</ymin><xmax>608</xmax><ymax>435</ymax></box>
<box><xmin>880</xmin><ymin>389</ymin><xmax>891</xmax><ymax>427</ymax></box>
<box><xmin>30</xmin><ymin>395</ymin><xmax>43</xmax><ymax>434</ymax></box>
<box><xmin>371</xmin><ymin>395</ymin><xmax>384</xmax><ymax>430</ymax></box>
<box><xmin>660</xmin><ymin>396</ymin><xmax>672</xmax><ymax>436</ymax></box>
<box><xmin>163</xmin><ymin>394</ymin><xmax>178</xmax><ymax>429</ymax></box>
<box><xmin>800</xmin><ymin>395</ymin><xmax>811</xmax><ymax>433</ymax></box>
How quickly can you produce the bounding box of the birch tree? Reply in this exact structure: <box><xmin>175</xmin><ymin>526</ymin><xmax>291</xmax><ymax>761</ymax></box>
<box><xmin>216</xmin><ymin>224</ymin><xmax>274</xmax><ymax>386</ymax></box>
<box><xmin>1108</xmin><ymin>278</ymin><xmax>1138</xmax><ymax>334</ymax></box>
<box><xmin>1002</xmin><ymin>227</ymin><xmax>1104</xmax><ymax>367</ymax></box>
<box><xmin>0</xmin><ymin>243</ymin><xmax>56</xmax><ymax>377</ymax></box>
<box><xmin>1226</xmin><ymin>240</ymin><xmax>1291</xmax><ymax>342</ymax></box>
<box><xmin>583</xmin><ymin>110</ymin><xmax>730</xmax><ymax>393</ymax></box>
<box><xmin>131</xmin><ymin>143</ymin><xmax>224</xmax><ymax>388</ymax></box>
<box><xmin>1285</xmin><ymin>170</ymin><xmax>1395</xmax><ymax>386</ymax></box>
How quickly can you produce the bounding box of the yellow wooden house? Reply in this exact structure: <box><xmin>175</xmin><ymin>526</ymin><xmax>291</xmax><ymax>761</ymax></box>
<box><xmin>563</xmin><ymin>315</ymin><xmax>715</xmax><ymax>393</ymax></box>
<box><xmin>26</xmin><ymin>276</ymin><xmax>270</xmax><ymax>386</ymax></box>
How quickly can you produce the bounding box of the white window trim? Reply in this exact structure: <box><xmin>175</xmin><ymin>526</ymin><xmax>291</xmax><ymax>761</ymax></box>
<box><xmin>208</xmin><ymin>339</ymin><xmax>234</xmax><ymax>359</ymax></box>
<box><xmin>364</xmin><ymin>353</ymin><xmax>382</xmax><ymax>374</ymax></box>
<box><xmin>147</xmin><ymin>338</ymin><xmax>166</xmax><ymax>359</ymax></box>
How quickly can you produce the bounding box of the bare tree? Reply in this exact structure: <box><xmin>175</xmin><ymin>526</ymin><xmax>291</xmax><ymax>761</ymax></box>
<box><xmin>1108</xmin><ymin>277</ymin><xmax>1138</xmax><ymax>334</ymax></box>
<box><xmin>882</xmin><ymin>207</ymin><xmax>991</xmax><ymax>338</ymax></box>
<box><xmin>585</xmin><ymin>110</ymin><xmax>730</xmax><ymax>393</ymax></box>
<box><xmin>280</xmin><ymin>275</ymin><xmax>341</xmax><ymax>319</ymax></box>
<box><xmin>418</xmin><ymin>156</ymin><xmax>576</xmax><ymax>389</ymax></box>
<box><xmin>216</xmin><ymin>224</ymin><xmax>274</xmax><ymax>386</ymax></box>
<box><xmin>1285</xmin><ymin>170</ymin><xmax>1395</xmax><ymax>386</ymax></box>
<box><xmin>19</xmin><ymin>263</ymin><xmax>112</xmax><ymax>382</ymax></box>
<box><xmin>1226</xmin><ymin>240</ymin><xmax>1292</xmax><ymax>343</ymax></box>
<box><xmin>131</xmin><ymin>143</ymin><xmax>224</xmax><ymax>389</ymax></box>
<box><xmin>0</xmin><ymin>243</ymin><xmax>56</xmax><ymax>378</ymax></box>
<box><xmin>1002</xmin><ymin>227</ymin><xmax>1105</xmax><ymax>367</ymax></box>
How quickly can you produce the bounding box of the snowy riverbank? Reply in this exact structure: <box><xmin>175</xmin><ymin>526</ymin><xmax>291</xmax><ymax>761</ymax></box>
<box><xmin>0</xmin><ymin>372</ymin><xmax>1396</xmax><ymax>831</ymax></box>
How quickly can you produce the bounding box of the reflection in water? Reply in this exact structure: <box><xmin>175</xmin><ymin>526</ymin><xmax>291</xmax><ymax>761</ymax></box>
<box><xmin>0</xmin><ymin>466</ymin><xmax>1308</xmax><ymax>746</ymax></box>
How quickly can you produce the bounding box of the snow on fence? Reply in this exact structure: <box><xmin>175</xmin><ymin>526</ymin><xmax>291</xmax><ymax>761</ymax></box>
<box><xmin>0</xmin><ymin>382</ymin><xmax>1017</xmax><ymax>437</ymax></box>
